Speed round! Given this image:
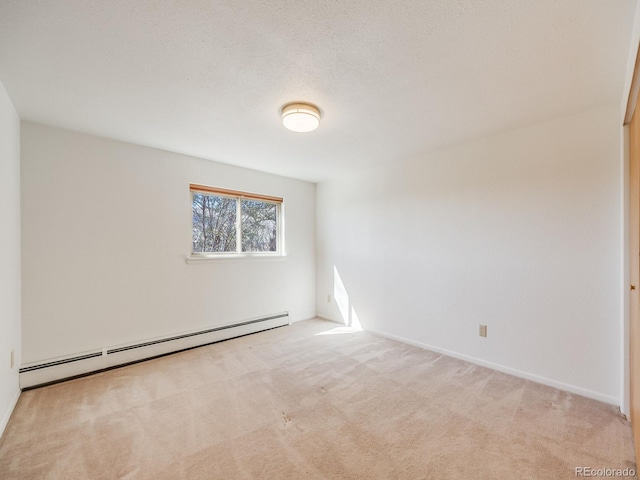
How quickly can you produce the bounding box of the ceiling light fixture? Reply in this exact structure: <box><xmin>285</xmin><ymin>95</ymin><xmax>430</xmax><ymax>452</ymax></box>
<box><xmin>281</xmin><ymin>102</ymin><xmax>321</xmax><ymax>133</ymax></box>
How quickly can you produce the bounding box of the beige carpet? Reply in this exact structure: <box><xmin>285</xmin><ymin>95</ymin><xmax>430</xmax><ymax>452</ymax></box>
<box><xmin>0</xmin><ymin>318</ymin><xmax>636</xmax><ymax>479</ymax></box>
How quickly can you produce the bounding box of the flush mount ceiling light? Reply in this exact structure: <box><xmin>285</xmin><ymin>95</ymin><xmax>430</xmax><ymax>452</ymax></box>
<box><xmin>281</xmin><ymin>102</ymin><xmax>321</xmax><ymax>133</ymax></box>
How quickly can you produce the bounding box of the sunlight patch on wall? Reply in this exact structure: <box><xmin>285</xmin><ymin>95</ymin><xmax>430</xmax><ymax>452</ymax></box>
<box><xmin>333</xmin><ymin>265</ymin><xmax>350</xmax><ymax>326</ymax></box>
<box><xmin>315</xmin><ymin>266</ymin><xmax>363</xmax><ymax>335</ymax></box>
<box><xmin>351</xmin><ymin>306</ymin><xmax>362</xmax><ymax>330</ymax></box>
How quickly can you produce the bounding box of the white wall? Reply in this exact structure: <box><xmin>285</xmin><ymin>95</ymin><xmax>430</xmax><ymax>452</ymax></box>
<box><xmin>317</xmin><ymin>104</ymin><xmax>622</xmax><ymax>404</ymax></box>
<box><xmin>0</xmin><ymin>81</ymin><xmax>21</xmax><ymax>436</ymax></box>
<box><xmin>21</xmin><ymin>123</ymin><xmax>316</xmax><ymax>364</ymax></box>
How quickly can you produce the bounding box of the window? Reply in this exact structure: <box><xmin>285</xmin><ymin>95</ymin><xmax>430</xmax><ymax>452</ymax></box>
<box><xmin>190</xmin><ymin>184</ymin><xmax>283</xmax><ymax>256</ymax></box>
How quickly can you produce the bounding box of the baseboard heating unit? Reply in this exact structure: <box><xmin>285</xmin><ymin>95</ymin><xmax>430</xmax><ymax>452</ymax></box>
<box><xmin>19</xmin><ymin>312</ymin><xmax>289</xmax><ymax>389</ymax></box>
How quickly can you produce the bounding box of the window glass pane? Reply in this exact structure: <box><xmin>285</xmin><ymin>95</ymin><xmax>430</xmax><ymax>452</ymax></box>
<box><xmin>192</xmin><ymin>194</ymin><xmax>237</xmax><ymax>252</ymax></box>
<box><xmin>241</xmin><ymin>200</ymin><xmax>277</xmax><ymax>252</ymax></box>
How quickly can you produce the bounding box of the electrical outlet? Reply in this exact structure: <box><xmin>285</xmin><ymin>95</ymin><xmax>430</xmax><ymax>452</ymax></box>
<box><xmin>327</xmin><ymin>294</ymin><xmax>331</xmax><ymax>303</ymax></box>
<box><xmin>10</xmin><ymin>349</ymin><xmax>14</xmax><ymax>369</ymax></box>
<box><xmin>479</xmin><ymin>325</ymin><xmax>487</xmax><ymax>337</ymax></box>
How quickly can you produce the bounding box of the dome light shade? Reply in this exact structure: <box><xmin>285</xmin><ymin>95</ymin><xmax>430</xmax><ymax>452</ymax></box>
<box><xmin>281</xmin><ymin>103</ymin><xmax>320</xmax><ymax>132</ymax></box>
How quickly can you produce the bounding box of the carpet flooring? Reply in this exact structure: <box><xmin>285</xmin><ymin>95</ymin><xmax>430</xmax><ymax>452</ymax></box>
<box><xmin>0</xmin><ymin>318</ymin><xmax>636</xmax><ymax>479</ymax></box>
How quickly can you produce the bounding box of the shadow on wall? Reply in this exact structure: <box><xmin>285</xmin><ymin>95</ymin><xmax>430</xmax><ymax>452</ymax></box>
<box><xmin>316</xmin><ymin>266</ymin><xmax>362</xmax><ymax>336</ymax></box>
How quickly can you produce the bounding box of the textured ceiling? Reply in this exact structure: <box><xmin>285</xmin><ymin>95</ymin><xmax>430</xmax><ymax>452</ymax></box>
<box><xmin>0</xmin><ymin>1</ymin><xmax>637</xmax><ymax>182</ymax></box>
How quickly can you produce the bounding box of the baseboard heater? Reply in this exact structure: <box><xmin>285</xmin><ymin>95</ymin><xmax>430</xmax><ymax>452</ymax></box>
<box><xmin>19</xmin><ymin>312</ymin><xmax>289</xmax><ymax>389</ymax></box>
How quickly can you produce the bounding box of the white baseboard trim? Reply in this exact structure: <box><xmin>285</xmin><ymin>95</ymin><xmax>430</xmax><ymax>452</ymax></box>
<box><xmin>316</xmin><ymin>314</ymin><xmax>344</xmax><ymax>325</ymax></box>
<box><xmin>0</xmin><ymin>388</ymin><xmax>20</xmax><ymax>439</ymax></box>
<box><xmin>367</xmin><ymin>327</ymin><xmax>619</xmax><ymax>407</ymax></box>
<box><xmin>290</xmin><ymin>314</ymin><xmax>320</xmax><ymax>324</ymax></box>
<box><xmin>20</xmin><ymin>313</ymin><xmax>289</xmax><ymax>389</ymax></box>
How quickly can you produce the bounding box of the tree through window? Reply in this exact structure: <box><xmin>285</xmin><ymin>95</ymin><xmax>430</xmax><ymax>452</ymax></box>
<box><xmin>191</xmin><ymin>184</ymin><xmax>282</xmax><ymax>255</ymax></box>
<box><xmin>241</xmin><ymin>199</ymin><xmax>277</xmax><ymax>252</ymax></box>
